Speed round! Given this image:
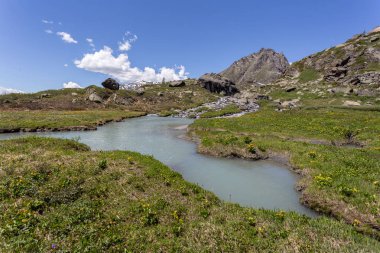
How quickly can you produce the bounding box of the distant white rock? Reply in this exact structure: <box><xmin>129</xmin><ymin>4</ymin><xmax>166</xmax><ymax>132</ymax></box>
<box><xmin>0</xmin><ymin>87</ymin><xmax>24</xmax><ymax>95</ymax></box>
<box><xmin>343</xmin><ymin>100</ymin><xmax>361</xmax><ymax>106</ymax></box>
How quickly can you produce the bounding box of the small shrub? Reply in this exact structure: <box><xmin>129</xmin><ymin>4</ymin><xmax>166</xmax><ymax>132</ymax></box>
<box><xmin>247</xmin><ymin>144</ymin><xmax>256</xmax><ymax>154</ymax></box>
<box><xmin>247</xmin><ymin>216</ymin><xmax>256</xmax><ymax>226</ymax></box>
<box><xmin>243</xmin><ymin>136</ymin><xmax>252</xmax><ymax>144</ymax></box>
<box><xmin>339</xmin><ymin>186</ymin><xmax>358</xmax><ymax>197</ymax></box>
<box><xmin>98</xmin><ymin>160</ymin><xmax>108</xmax><ymax>170</ymax></box>
<box><xmin>308</xmin><ymin>151</ymin><xmax>317</xmax><ymax>159</ymax></box>
<box><xmin>200</xmin><ymin>208</ymin><xmax>210</xmax><ymax>219</ymax></box>
<box><xmin>141</xmin><ymin>204</ymin><xmax>159</xmax><ymax>226</ymax></box>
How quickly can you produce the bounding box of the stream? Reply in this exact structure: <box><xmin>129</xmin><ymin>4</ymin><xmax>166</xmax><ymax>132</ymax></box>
<box><xmin>0</xmin><ymin>116</ymin><xmax>316</xmax><ymax>216</ymax></box>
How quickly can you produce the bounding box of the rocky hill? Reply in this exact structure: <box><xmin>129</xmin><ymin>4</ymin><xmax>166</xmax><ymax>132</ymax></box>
<box><xmin>220</xmin><ymin>48</ymin><xmax>289</xmax><ymax>87</ymax></box>
<box><xmin>0</xmin><ymin>80</ymin><xmax>219</xmax><ymax>114</ymax></box>
<box><xmin>286</xmin><ymin>27</ymin><xmax>380</xmax><ymax>87</ymax></box>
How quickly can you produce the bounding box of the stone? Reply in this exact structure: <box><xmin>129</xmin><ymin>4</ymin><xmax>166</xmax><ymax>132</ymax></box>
<box><xmin>39</xmin><ymin>93</ymin><xmax>51</xmax><ymax>98</ymax></box>
<box><xmin>355</xmin><ymin>89</ymin><xmax>376</xmax><ymax>97</ymax></box>
<box><xmin>285</xmin><ymin>87</ymin><xmax>296</xmax><ymax>92</ymax></box>
<box><xmin>136</xmin><ymin>88</ymin><xmax>145</xmax><ymax>96</ymax></box>
<box><xmin>198</xmin><ymin>73</ymin><xmax>239</xmax><ymax>96</ymax></box>
<box><xmin>88</xmin><ymin>93</ymin><xmax>102</xmax><ymax>103</ymax></box>
<box><xmin>327</xmin><ymin>87</ymin><xmax>353</xmax><ymax>94</ymax></box>
<box><xmin>101</xmin><ymin>78</ymin><xmax>120</xmax><ymax>90</ymax></box>
<box><xmin>157</xmin><ymin>92</ymin><xmax>164</xmax><ymax>97</ymax></box>
<box><xmin>256</xmin><ymin>94</ymin><xmax>269</xmax><ymax>100</ymax></box>
<box><xmin>343</xmin><ymin>100</ymin><xmax>361</xmax><ymax>106</ymax></box>
<box><xmin>169</xmin><ymin>80</ymin><xmax>186</xmax><ymax>87</ymax></box>
<box><xmin>279</xmin><ymin>98</ymin><xmax>300</xmax><ymax>109</ymax></box>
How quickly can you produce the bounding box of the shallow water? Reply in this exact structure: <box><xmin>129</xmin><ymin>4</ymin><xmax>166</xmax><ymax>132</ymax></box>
<box><xmin>0</xmin><ymin>116</ymin><xmax>316</xmax><ymax>216</ymax></box>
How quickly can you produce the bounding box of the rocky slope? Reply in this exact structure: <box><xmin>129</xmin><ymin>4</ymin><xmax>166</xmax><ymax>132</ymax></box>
<box><xmin>286</xmin><ymin>27</ymin><xmax>380</xmax><ymax>87</ymax></box>
<box><xmin>220</xmin><ymin>48</ymin><xmax>289</xmax><ymax>87</ymax></box>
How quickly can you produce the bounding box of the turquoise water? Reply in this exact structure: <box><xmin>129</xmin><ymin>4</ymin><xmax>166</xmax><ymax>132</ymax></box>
<box><xmin>0</xmin><ymin>116</ymin><xmax>316</xmax><ymax>216</ymax></box>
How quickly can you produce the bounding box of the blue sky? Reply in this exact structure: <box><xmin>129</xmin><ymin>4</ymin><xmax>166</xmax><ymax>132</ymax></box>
<box><xmin>0</xmin><ymin>0</ymin><xmax>379</xmax><ymax>92</ymax></box>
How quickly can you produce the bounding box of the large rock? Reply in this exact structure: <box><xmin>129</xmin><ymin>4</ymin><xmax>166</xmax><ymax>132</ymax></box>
<box><xmin>198</xmin><ymin>73</ymin><xmax>239</xmax><ymax>96</ymax></box>
<box><xmin>220</xmin><ymin>48</ymin><xmax>289</xmax><ymax>87</ymax></box>
<box><xmin>101</xmin><ymin>78</ymin><xmax>120</xmax><ymax>90</ymax></box>
<box><xmin>169</xmin><ymin>80</ymin><xmax>186</xmax><ymax>87</ymax></box>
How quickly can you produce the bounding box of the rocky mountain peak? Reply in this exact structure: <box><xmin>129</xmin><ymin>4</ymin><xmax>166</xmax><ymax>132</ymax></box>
<box><xmin>220</xmin><ymin>48</ymin><xmax>289</xmax><ymax>87</ymax></box>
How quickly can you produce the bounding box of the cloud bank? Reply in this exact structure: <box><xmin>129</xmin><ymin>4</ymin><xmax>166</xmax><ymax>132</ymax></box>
<box><xmin>0</xmin><ymin>87</ymin><xmax>24</xmax><ymax>95</ymax></box>
<box><xmin>63</xmin><ymin>82</ymin><xmax>82</xmax><ymax>89</ymax></box>
<box><xmin>57</xmin><ymin>32</ymin><xmax>78</xmax><ymax>44</ymax></box>
<box><xmin>74</xmin><ymin>45</ymin><xmax>188</xmax><ymax>83</ymax></box>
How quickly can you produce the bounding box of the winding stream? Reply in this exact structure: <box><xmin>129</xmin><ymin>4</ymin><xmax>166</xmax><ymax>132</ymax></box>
<box><xmin>0</xmin><ymin>116</ymin><xmax>316</xmax><ymax>216</ymax></box>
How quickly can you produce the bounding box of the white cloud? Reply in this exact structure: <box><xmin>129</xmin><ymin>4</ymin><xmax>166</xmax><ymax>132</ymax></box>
<box><xmin>0</xmin><ymin>87</ymin><xmax>24</xmax><ymax>95</ymax></box>
<box><xmin>57</xmin><ymin>32</ymin><xmax>78</xmax><ymax>44</ymax></box>
<box><xmin>45</xmin><ymin>29</ymin><xmax>53</xmax><ymax>34</ymax></box>
<box><xmin>118</xmin><ymin>41</ymin><xmax>131</xmax><ymax>51</ymax></box>
<box><xmin>118</xmin><ymin>32</ymin><xmax>138</xmax><ymax>51</ymax></box>
<box><xmin>64</xmin><ymin>64</ymin><xmax>68</xmax><ymax>67</ymax></box>
<box><xmin>63</xmin><ymin>81</ymin><xmax>82</xmax><ymax>89</ymax></box>
<box><xmin>42</xmin><ymin>19</ymin><xmax>53</xmax><ymax>24</ymax></box>
<box><xmin>86</xmin><ymin>38</ymin><xmax>95</xmax><ymax>50</ymax></box>
<box><xmin>74</xmin><ymin>46</ymin><xmax>188</xmax><ymax>84</ymax></box>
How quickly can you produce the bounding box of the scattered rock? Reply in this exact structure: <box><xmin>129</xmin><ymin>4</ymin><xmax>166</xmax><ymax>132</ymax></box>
<box><xmin>106</xmin><ymin>93</ymin><xmax>133</xmax><ymax>105</ymax></box>
<box><xmin>101</xmin><ymin>78</ymin><xmax>120</xmax><ymax>90</ymax></box>
<box><xmin>157</xmin><ymin>92</ymin><xmax>164</xmax><ymax>97</ymax></box>
<box><xmin>71</xmin><ymin>92</ymin><xmax>78</xmax><ymax>96</ymax></box>
<box><xmin>176</xmin><ymin>96</ymin><xmax>259</xmax><ymax>118</ymax></box>
<box><xmin>198</xmin><ymin>73</ymin><xmax>239</xmax><ymax>96</ymax></box>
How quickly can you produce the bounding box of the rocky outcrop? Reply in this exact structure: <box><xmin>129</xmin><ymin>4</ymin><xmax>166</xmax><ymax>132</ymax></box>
<box><xmin>220</xmin><ymin>48</ymin><xmax>289</xmax><ymax>87</ymax></box>
<box><xmin>102</xmin><ymin>78</ymin><xmax>120</xmax><ymax>90</ymax></box>
<box><xmin>198</xmin><ymin>73</ymin><xmax>239</xmax><ymax>96</ymax></box>
<box><xmin>287</xmin><ymin>30</ymin><xmax>380</xmax><ymax>86</ymax></box>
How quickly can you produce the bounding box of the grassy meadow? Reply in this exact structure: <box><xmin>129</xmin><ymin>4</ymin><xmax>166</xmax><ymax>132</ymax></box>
<box><xmin>190</xmin><ymin>97</ymin><xmax>380</xmax><ymax>238</ymax></box>
<box><xmin>0</xmin><ymin>137</ymin><xmax>379</xmax><ymax>252</ymax></box>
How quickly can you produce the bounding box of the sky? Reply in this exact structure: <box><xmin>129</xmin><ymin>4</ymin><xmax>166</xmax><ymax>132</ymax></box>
<box><xmin>0</xmin><ymin>0</ymin><xmax>379</xmax><ymax>93</ymax></box>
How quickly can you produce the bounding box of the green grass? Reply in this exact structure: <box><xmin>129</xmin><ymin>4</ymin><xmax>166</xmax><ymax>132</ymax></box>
<box><xmin>0</xmin><ymin>110</ymin><xmax>146</xmax><ymax>131</ymax></box>
<box><xmin>298</xmin><ymin>69</ymin><xmax>321</xmax><ymax>83</ymax></box>
<box><xmin>200</xmin><ymin>104</ymin><xmax>241</xmax><ymax>118</ymax></box>
<box><xmin>0</xmin><ymin>137</ymin><xmax>379</xmax><ymax>252</ymax></box>
<box><xmin>190</xmin><ymin>105</ymin><xmax>380</xmax><ymax>238</ymax></box>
